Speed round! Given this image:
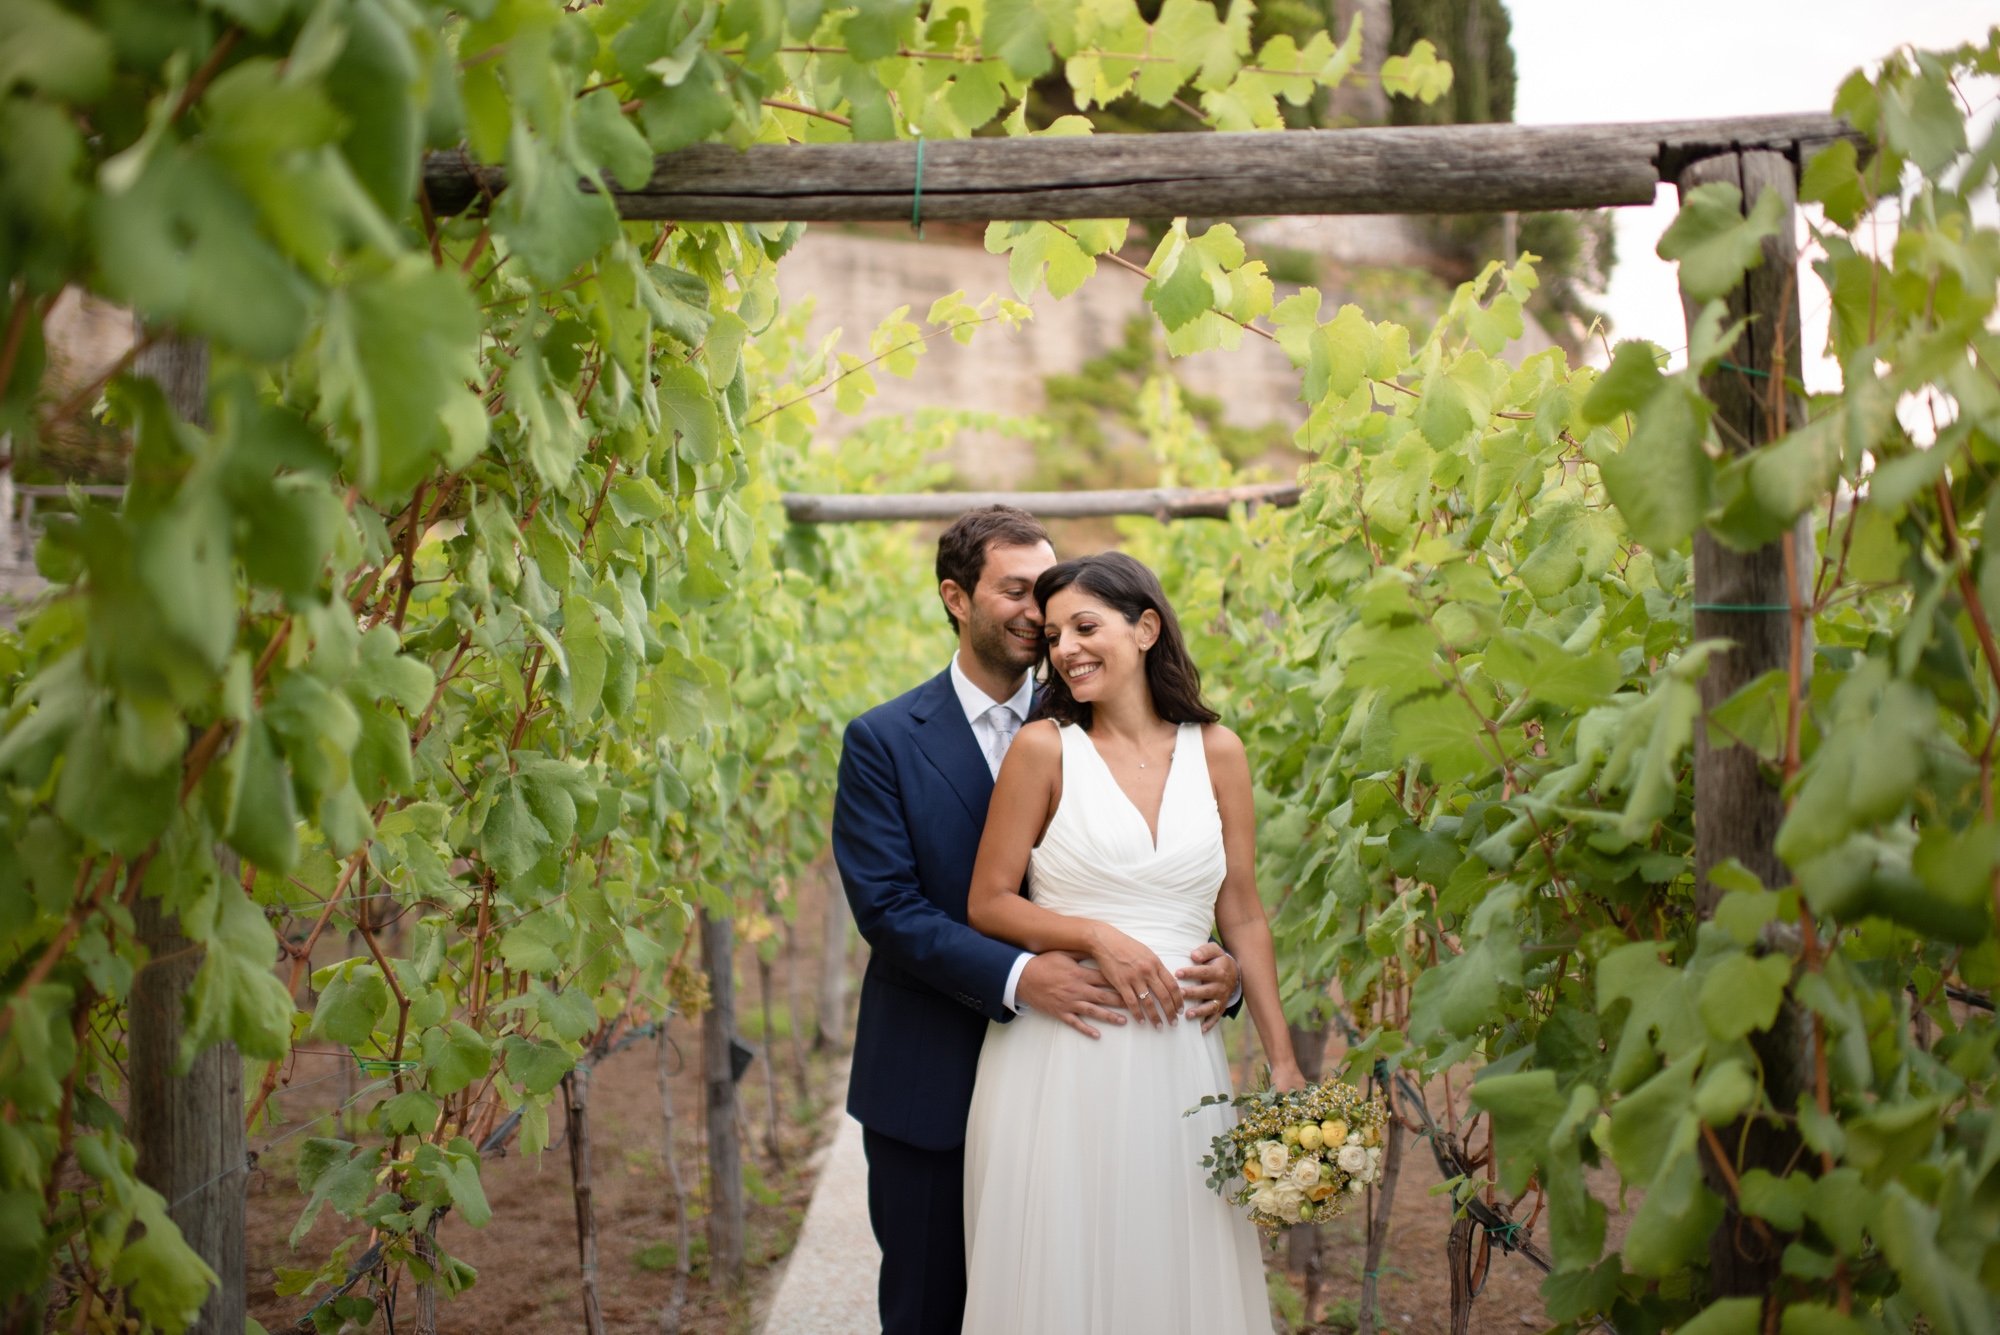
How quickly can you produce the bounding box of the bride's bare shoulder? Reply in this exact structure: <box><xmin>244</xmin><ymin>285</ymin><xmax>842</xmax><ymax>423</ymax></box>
<box><xmin>1198</xmin><ymin>722</ymin><xmax>1247</xmax><ymax>764</ymax></box>
<box><xmin>1009</xmin><ymin>718</ymin><xmax>1064</xmax><ymax>763</ymax></box>
<box><xmin>1199</xmin><ymin>723</ymin><xmax>1251</xmax><ymax>789</ymax></box>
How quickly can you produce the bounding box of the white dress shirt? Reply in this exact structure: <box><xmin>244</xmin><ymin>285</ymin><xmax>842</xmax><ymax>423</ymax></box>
<box><xmin>948</xmin><ymin>653</ymin><xmax>1039</xmax><ymax>1013</ymax></box>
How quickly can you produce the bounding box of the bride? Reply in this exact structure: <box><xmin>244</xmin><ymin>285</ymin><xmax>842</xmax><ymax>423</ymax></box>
<box><xmin>962</xmin><ymin>551</ymin><xmax>1304</xmax><ymax>1335</ymax></box>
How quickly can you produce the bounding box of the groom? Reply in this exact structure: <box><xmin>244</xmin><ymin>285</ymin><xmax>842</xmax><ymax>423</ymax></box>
<box><xmin>832</xmin><ymin>505</ymin><xmax>1242</xmax><ymax>1335</ymax></box>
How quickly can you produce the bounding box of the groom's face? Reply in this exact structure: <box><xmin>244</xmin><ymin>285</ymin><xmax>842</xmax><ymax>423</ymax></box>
<box><xmin>952</xmin><ymin>540</ymin><xmax>1057</xmax><ymax>680</ymax></box>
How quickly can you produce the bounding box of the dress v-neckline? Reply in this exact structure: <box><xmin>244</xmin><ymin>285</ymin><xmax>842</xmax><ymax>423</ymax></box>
<box><xmin>1077</xmin><ymin>724</ymin><xmax>1180</xmax><ymax>853</ymax></box>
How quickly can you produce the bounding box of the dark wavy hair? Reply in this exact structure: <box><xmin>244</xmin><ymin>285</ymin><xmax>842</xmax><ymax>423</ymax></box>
<box><xmin>1030</xmin><ymin>552</ymin><xmax>1218</xmax><ymax>730</ymax></box>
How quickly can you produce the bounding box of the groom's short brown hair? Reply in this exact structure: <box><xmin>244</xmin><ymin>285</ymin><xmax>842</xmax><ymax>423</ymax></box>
<box><xmin>935</xmin><ymin>506</ymin><xmax>1052</xmax><ymax>631</ymax></box>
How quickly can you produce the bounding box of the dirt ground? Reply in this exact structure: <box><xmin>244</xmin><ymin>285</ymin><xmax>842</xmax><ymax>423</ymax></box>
<box><xmin>236</xmin><ymin>857</ymin><xmax>1602</xmax><ymax>1335</ymax></box>
<box><xmin>1258</xmin><ymin>1062</ymin><xmax>1631</xmax><ymax>1335</ymax></box>
<box><xmin>243</xmin><ymin>867</ymin><xmax>855</xmax><ymax>1335</ymax></box>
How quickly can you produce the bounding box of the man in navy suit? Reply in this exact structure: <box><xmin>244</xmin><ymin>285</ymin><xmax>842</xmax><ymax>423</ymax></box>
<box><xmin>832</xmin><ymin>506</ymin><xmax>1241</xmax><ymax>1335</ymax></box>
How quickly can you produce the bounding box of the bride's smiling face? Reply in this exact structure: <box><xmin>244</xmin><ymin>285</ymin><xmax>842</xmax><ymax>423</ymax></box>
<box><xmin>1043</xmin><ymin>586</ymin><xmax>1161</xmax><ymax>704</ymax></box>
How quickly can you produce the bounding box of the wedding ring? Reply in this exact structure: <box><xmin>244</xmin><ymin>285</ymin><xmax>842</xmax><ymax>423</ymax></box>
<box><xmin>1139</xmin><ymin>990</ymin><xmax>1152</xmax><ymax>999</ymax></box>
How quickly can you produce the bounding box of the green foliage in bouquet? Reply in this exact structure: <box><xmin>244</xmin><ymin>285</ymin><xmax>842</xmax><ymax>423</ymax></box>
<box><xmin>1190</xmin><ymin>1078</ymin><xmax>1388</xmax><ymax>1229</ymax></box>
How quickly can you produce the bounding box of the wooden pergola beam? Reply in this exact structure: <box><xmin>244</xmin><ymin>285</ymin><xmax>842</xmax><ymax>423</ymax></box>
<box><xmin>781</xmin><ymin>482</ymin><xmax>1301</xmax><ymax>523</ymax></box>
<box><xmin>423</xmin><ymin>114</ymin><xmax>1859</xmax><ymax>222</ymax></box>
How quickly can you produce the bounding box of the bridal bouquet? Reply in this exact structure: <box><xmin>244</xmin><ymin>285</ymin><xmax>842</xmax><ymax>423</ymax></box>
<box><xmin>1188</xmin><ymin>1079</ymin><xmax>1388</xmax><ymax>1230</ymax></box>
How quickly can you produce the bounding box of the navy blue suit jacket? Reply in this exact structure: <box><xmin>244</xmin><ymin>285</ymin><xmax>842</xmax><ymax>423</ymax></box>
<box><xmin>832</xmin><ymin>668</ymin><xmax>1024</xmax><ymax>1152</ymax></box>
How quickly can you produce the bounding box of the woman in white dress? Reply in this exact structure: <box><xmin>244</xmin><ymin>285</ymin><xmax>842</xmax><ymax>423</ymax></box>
<box><xmin>963</xmin><ymin>552</ymin><xmax>1305</xmax><ymax>1335</ymax></box>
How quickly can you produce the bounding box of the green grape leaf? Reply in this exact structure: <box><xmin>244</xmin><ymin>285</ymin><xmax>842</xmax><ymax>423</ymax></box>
<box><xmin>502</xmin><ymin>1034</ymin><xmax>574</xmax><ymax>1096</ymax></box>
<box><xmin>1697</xmin><ymin>951</ymin><xmax>1791</xmax><ymax>1043</ymax></box>
<box><xmin>292</xmin><ymin>1139</ymin><xmax>382</xmax><ymax>1246</ymax></box>
<box><xmin>312</xmin><ymin>965</ymin><xmax>391</xmax><ymax>1047</ymax></box>
<box><xmin>1656</xmin><ymin>182</ymin><xmax>1784</xmax><ymax>304</ymax></box>
<box><xmin>421</xmin><ymin>1021</ymin><xmax>492</xmax><ymax>1097</ymax></box>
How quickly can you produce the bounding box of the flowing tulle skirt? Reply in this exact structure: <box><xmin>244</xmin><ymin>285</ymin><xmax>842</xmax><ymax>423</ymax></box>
<box><xmin>961</xmin><ymin>980</ymin><xmax>1270</xmax><ymax>1335</ymax></box>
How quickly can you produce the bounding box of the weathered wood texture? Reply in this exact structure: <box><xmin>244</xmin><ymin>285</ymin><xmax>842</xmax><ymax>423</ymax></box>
<box><xmin>562</xmin><ymin>1065</ymin><xmax>607</xmax><ymax>1335</ymax></box>
<box><xmin>423</xmin><ymin>115</ymin><xmax>1859</xmax><ymax>222</ymax></box>
<box><xmin>127</xmin><ymin>337</ymin><xmax>245</xmax><ymax>1335</ymax></box>
<box><xmin>815</xmin><ymin>864</ymin><xmax>849</xmax><ymax>1051</ymax></box>
<box><xmin>130</xmin><ymin>895</ymin><xmax>246</xmax><ymax>1335</ymax></box>
<box><xmin>783</xmin><ymin>481</ymin><xmax>1300</xmax><ymax>524</ymax></box>
<box><xmin>699</xmin><ymin>908</ymin><xmax>747</xmax><ymax>1285</ymax></box>
<box><xmin>1679</xmin><ymin>149</ymin><xmax>1811</xmax><ymax>1306</ymax></box>
<box><xmin>1684</xmin><ymin>149</ymin><xmax>1806</xmax><ymax>915</ymax></box>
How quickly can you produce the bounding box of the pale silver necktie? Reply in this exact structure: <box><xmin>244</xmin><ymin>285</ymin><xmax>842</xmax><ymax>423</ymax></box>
<box><xmin>985</xmin><ymin>704</ymin><xmax>1021</xmax><ymax>778</ymax></box>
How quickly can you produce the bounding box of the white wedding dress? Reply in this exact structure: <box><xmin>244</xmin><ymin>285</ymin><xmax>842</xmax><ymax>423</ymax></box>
<box><xmin>962</xmin><ymin>722</ymin><xmax>1270</xmax><ymax>1335</ymax></box>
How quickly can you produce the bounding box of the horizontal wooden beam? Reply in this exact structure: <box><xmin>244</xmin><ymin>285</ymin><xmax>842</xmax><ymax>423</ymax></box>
<box><xmin>781</xmin><ymin>482</ymin><xmax>1301</xmax><ymax>523</ymax></box>
<box><xmin>424</xmin><ymin>114</ymin><xmax>1860</xmax><ymax>222</ymax></box>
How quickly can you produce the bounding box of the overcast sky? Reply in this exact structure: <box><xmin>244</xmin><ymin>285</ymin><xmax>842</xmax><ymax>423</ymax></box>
<box><xmin>1506</xmin><ymin>1</ymin><xmax>1996</xmax><ymax>382</ymax></box>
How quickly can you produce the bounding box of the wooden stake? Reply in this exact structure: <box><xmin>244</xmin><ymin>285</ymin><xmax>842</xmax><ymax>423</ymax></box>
<box><xmin>815</xmin><ymin>866</ymin><xmax>850</xmax><ymax>1052</ymax></box>
<box><xmin>1677</xmin><ymin>147</ymin><xmax>1812</xmax><ymax>1301</ymax></box>
<box><xmin>756</xmin><ymin>953</ymin><xmax>784</xmax><ymax>1168</ymax></box>
<box><xmin>1356</xmin><ymin>1102</ymin><xmax>1405</xmax><ymax>1335</ymax></box>
<box><xmin>782</xmin><ymin>920</ymin><xmax>811</xmax><ymax>1104</ymax></box>
<box><xmin>699</xmin><ymin>908</ymin><xmax>747</xmax><ymax>1285</ymax></box>
<box><xmin>656</xmin><ymin>1024</ymin><xmax>692</xmax><ymax>1335</ymax></box>
<box><xmin>564</xmin><ymin>1066</ymin><xmax>607</xmax><ymax>1335</ymax></box>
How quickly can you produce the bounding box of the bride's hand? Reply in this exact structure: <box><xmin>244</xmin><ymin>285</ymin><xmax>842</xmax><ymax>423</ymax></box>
<box><xmin>1083</xmin><ymin>923</ymin><xmax>1183</xmax><ymax>1027</ymax></box>
<box><xmin>1269</xmin><ymin>1061</ymin><xmax>1308</xmax><ymax>1093</ymax></box>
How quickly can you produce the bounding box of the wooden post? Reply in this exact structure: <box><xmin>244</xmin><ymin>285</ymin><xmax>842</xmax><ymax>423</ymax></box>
<box><xmin>1287</xmin><ymin>1021</ymin><xmax>1330</xmax><ymax>1317</ymax></box>
<box><xmin>127</xmin><ymin>335</ymin><xmax>244</xmax><ymax>1335</ymax></box>
<box><xmin>699</xmin><ymin>908</ymin><xmax>746</xmax><ymax>1285</ymax></box>
<box><xmin>563</xmin><ymin>1065</ymin><xmax>607</xmax><ymax>1335</ymax></box>
<box><xmin>1676</xmin><ymin>149</ymin><xmax>1810</xmax><ymax>1301</ymax></box>
<box><xmin>130</xmin><ymin>893</ymin><xmax>245</xmax><ymax>1335</ymax></box>
<box><xmin>1355</xmin><ymin>1092</ymin><xmax>1404</xmax><ymax>1335</ymax></box>
<box><xmin>815</xmin><ymin>867</ymin><xmax>850</xmax><ymax>1051</ymax></box>
<box><xmin>1445</xmin><ymin>1217</ymin><xmax>1476</xmax><ymax>1335</ymax></box>
<box><xmin>755</xmin><ymin>952</ymin><xmax>784</xmax><ymax>1167</ymax></box>
<box><xmin>657</xmin><ymin>1024</ymin><xmax>692</xmax><ymax>1335</ymax></box>
<box><xmin>782</xmin><ymin>920</ymin><xmax>811</xmax><ymax>1103</ymax></box>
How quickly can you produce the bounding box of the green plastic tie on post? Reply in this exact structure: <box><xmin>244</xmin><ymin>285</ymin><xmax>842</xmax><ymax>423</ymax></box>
<box><xmin>353</xmin><ymin>1053</ymin><xmax>420</xmax><ymax>1077</ymax></box>
<box><xmin>1716</xmin><ymin>361</ymin><xmax>1771</xmax><ymax>379</ymax></box>
<box><xmin>911</xmin><ymin>131</ymin><xmax>925</xmax><ymax>239</ymax></box>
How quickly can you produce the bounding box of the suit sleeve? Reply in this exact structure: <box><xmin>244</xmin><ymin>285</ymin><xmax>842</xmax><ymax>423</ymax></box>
<box><xmin>832</xmin><ymin>715</ymin><xmax>1022</xmax><ymax>1024</ymax></box>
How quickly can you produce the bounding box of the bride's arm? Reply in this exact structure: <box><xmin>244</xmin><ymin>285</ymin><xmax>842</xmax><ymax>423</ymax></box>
<box><xmin>967</xmin><ymin>721</ymin><xmax>1187</xmax><ymax>1026</ymax></box>
<box><xmin>1206</xmin><ymin>724</ymin><xmax>1306</xmax><ymax>1090</ymax></box>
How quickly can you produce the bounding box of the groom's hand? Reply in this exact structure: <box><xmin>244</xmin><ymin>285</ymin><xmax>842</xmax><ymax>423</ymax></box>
<box><xmin>1016</xmin><ymin>953</ymin><xmax>1126</xmax><ymax>1039</ymax></box>
<box><xmin>1177</xmin><ymin>944</ymin><xmax>1240</xmax><ymax>1033</ymax></box>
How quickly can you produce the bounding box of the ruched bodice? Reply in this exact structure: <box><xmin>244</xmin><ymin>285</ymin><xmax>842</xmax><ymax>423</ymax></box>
<box><xmin>1028</xmin><ymin>722</ymin><xmax>1225</xmax><ymax>965</ymax></box>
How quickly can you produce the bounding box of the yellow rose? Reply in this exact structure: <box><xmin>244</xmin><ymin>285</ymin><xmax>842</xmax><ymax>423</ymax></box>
<box><xmin>1321</xmin><ymin>1119</ymin><xmax>1348</xmax><ymax>1145</ymax></box>
<box><xmin>1297</xmin><ymin>1124</ymin><xmax>1323</xmax><ymax>1151</ymax></box>
<box><xmin>1309</xmin><ymin>1181</ymin><xmax>1336</xmax><ymax>1202</ymax></box>
<box><xmin>1243</xmin><ymin>1159</ymin><xmax>1263</xmax><ymax>1182</ymax></box>
<box><xmin>1281</xmin><ymin>1125</ymin><xmax>1301</xmax><ymax>1146</ymax></box>
<box><xmin>1361</xmin><ymin>1125</ymin><xmax>1380</xmax><ymax>1147</ymax></box>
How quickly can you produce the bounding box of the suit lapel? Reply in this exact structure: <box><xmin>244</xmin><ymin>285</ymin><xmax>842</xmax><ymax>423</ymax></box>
<box><xmin>910</xmin><ymin>669</ymin><xmax>995</xmax><ymax>827</ymax></box>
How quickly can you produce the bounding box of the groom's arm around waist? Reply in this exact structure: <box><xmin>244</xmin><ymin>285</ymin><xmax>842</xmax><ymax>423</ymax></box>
<box><xmin>832</xmin><ymin>715</ymin><xmax>1021</xmax><ymax>1023</ymax></box>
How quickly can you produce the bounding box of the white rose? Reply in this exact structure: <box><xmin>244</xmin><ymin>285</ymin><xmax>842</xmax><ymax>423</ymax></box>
<box><xmin>1259</xmin><ymin>1142</ymin><xmax>1291</xmax><ymax>1177</ymax></box>
<box><xmin>1346</xmin><ymin>1131</ymin><xmax>1363</xmax><ymax>1145</ymax></box>
<box><xmin>1348</xmin><ymin>1178</ymin><xmax>1366</xmax><ymax>1194</ymax></box>
<box><xmin>1288</xmin><ymin>1159</ymin><xmax>1321</xmax><ymax>1191</ymax></box>
<box><xmin>1249</xmin><ymin>1183</ymin><xmax>1283</xmax><ymax>1218</ymax></box>
<box><xmin>1273</xmin><ymin>1183</ymin><xmax>1307</xmax><ymax>1216</ymax></box>
<box><xmin>1366</xmin><ymin>1146</ymin><xmax>1383</xmax><ymax>1168</ymax></box>
<box><xmin>1337</xmin><ymin>1145</ymin><xmax>1368</xmax><ymax>1174</ymax></box>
